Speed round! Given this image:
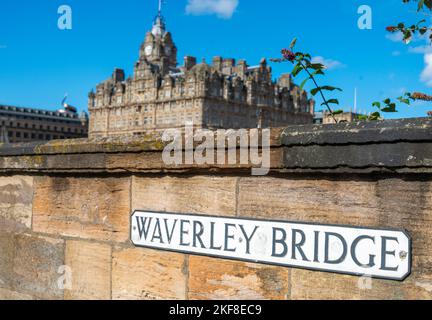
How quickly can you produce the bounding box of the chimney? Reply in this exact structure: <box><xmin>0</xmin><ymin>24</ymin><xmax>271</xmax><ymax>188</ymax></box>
<box><xmin>278</xmin><ymin>74</ymin><xmax>291</xmax><ymax>89</ymax></box>
<box><xmin>236</xmin><ymin>60</ymin><xmax>248</xmax><ymax>78</ymax></box>
<box><xmin>222</xmin><ymin>58</ymin><xmax>235</xmax><ymax>75</ymax></box>
<box><xmin>213</xmin><ymin>56</ymin><xmax>223</xmax><ymax>71</ymax></box>
<box><xmin>184</xmin><ymin>56</ymin><xmax>197</xmax><ymax>71</ymax></box>
<box><xmin>112</xmin><ymin>68</ymin><xmax>125</xmax><ymax>82</ymax></box>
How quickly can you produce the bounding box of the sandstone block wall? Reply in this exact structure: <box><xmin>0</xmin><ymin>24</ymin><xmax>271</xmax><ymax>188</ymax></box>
<box><xmin>0</xmin><ymin>118</ymin><xmax>431</xmax><ymax>300</ymax></box>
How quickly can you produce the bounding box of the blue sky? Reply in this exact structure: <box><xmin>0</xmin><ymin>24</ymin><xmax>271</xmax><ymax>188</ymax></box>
<box><xmin>0</xmin><ymin>0</ymin><xmax>431</xmax><ymax>118</ymax></box>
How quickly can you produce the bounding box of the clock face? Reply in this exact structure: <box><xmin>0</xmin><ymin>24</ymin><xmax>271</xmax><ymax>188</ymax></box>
<box><xmin>164</xmin><ymin>46</ymin><xmax>172</xmax><ymax>55</ymax></box>
<box><xmin>145</xmin><ymin>45</ymin><xmax>153</xmax><ymax>56</ymax></box>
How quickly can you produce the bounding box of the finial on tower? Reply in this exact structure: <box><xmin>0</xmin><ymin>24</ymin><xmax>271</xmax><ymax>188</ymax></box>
<box><xmin>158</xmin><ymin>0</ymin><xmax>164</xmax><ymax>17</ymax></box>
<box><xmin>152</xmin><ymin>0</ymin><xmax>166</xmax><ymax>36</ymax></box>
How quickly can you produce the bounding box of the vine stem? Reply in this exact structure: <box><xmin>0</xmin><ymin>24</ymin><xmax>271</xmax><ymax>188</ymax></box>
<box><xmin>298</xmin><ymin>60</ymin><xmax>339</xmax><ymax>124</ymax></box>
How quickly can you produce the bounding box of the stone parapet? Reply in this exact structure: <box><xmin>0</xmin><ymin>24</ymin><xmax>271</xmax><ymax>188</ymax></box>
<box><xmin>0</xmin><ymin>118</ymin><xmax>430</xmax><ymax>174</ymax></box>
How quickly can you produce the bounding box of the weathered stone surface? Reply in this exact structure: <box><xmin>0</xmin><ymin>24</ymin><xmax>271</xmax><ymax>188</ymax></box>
<box><xmin>290</xmin><ymin>268</ymin><xmax>432</xmax><ymax>300</ymax></box>
<box><xmin>112</xmin><ymin>247</ymin><xmax>187</xmax><ymax>300</ymax></box>
<box><xmin>281</xmin><ymin>117</ymin><xmax>432</xmax><ymax>146</ymax></box>
<box><xmin>0</xmin><ymin>233</ymin><xmax>64</xmax><ymax>300</ymax></box>
<box><xmin>0</xmin><ymin>288</ymin><xmax>35</xmax><ymax>300</ymax></box>
<box><xmin>0</xmin><ymin>118</ymin><xmax>431</xmax><ymax>175</ymax></box>
<box><xmin>132</xmin><ymin>176</ymin><xmax>237</xmax><ymax>216</ymax></box>
<box><xmin>239</xmin><ymin>177</ymin><xmax>432</xmax><ymax>227</ymax></box>
<box><xmin>238</xmin><ymin>177</ymin><xmax>383</xmax><ymax>226</ymax></box>
<box><xmin>65</xmin><ymin>240</ymin><xmax>112</xmax><ymax>300</ymax></box>
<box><xmin>0</xmin><ymin>176</ymin><xmax>33</xmax><ymax>232</ymax></box>
<box><xmin>33</xmin><ymin>176</ymin><xmax>130</xmax><ymax>243</ymax></box>
<box><xmin>188</xmin><ymin>256</ymin><xmax>289</xmax><ymax>300</ymax></box>
<box><xmin>283</xmin><ymin>142</ymin><xmax>432</xmax><ymax>170</ymax></box>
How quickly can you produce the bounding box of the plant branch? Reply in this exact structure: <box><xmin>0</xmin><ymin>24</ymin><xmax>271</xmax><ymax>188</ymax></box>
<box><xmin>298</xmin><ymin>60</ymin><xmax>339</xmax><ymax>123</ymax></box>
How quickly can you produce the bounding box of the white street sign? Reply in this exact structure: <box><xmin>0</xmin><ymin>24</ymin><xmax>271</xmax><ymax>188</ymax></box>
<box><xmin>131</xmin><ymin>211</ymin><xmax>411</xmax><ymax>280</ymax></box>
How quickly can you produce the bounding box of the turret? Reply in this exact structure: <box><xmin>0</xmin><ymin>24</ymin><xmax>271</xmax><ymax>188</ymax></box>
<box><xmin>138</xmin><ymin>1</ymin><xmax>177</xmax><ymax>73</ymax></box>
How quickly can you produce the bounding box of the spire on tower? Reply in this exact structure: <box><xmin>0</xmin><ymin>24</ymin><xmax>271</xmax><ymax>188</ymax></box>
<box><xmin>158</xmin><ymin>0</ymin><xmax>164</xmax><ymax>17</ymax></box>
<box><xmin>152</xmin><ymin>0</ymin><xmax>166</xmax><ymax>36</ymax></box>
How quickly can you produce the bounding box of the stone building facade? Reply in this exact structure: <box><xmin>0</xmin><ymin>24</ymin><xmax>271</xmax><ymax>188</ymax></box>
<box><xmin>88</xmin><ymin>12</ymin><xmax>314</xmax><ymax>138</ymax></box>
<box><xmin>0</xmin><ymin>104</ymin><xmax>88</xmax><ymax>144</ymax></box>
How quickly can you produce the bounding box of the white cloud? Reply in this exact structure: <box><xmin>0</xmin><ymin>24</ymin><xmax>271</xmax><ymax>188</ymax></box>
<box><xmin>408</xmin><ymin>45</ymin><xmax>432</xmax><ymax>54</ymax></box>
<box><xmin>186</xmin><ymin>0</ymin><xmax>239</xmax><ymax>19</ymax></box>
<box><xmin>421</xmin><ymin>53</ymin><xmax>432</xmax><ymax>87</ymax></box>
<box><xmin>386</xmin><ymin>32</ymin><xmax>404</xmax><ymax>42</ymax></box>
<box><xmin>311</xmin><ymin>56</ymin><xmax>345</xmax><ymax>70</ymax></box>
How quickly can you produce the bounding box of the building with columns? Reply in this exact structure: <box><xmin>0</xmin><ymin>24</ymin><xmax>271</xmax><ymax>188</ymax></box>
<box><xmin>88</xmin><ymin>5</ymin><xmax>314</xmax><ymax>138</ymax></box>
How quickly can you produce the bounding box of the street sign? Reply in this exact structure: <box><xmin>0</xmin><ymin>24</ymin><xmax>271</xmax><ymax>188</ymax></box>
<box><xmin>131</xmin><ymin>211</ymin><xmax>411</xmax><ymax>281</ymax></box>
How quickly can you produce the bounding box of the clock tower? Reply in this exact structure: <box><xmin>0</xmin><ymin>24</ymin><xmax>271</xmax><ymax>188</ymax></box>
<box><xmin>139</xmin><ymin>0</ymin><xmax>177</xmax><ymax>72</ymax></box>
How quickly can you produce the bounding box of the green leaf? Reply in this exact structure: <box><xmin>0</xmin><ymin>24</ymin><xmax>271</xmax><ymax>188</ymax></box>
<box><xmin>310</xmin><ymin>87</ymin><xmax>320</xmax><ymax>96</ymax></box>
<box><xmin>382</xmin><ymin>105</ymin><xmax>397</xmax><ymax>113</ymax></box>
<box><xmin>313</xmin><ymin>69</ymin><xmax>325</xmax><ymax>76</ymax></box>
<box><xmin>323</xmin><ymin>99</ymin><xmax>339</xmax><ymax>105</ymax></box>
<box><xmin>332</xmin><ymin>109</ymin><xmax>344</xmax><ymax>115</ymax></box>
<box><xmin>291</xmin><ymin>64</ymin><xmax>303</xmax><ymax>77</ymax></box>
<box><xmin>397</xmin><ymin>96</ymin><xmax>411</xmax><ymax>105</ymax></box>
<box><xmin>289</xmin><ymin>38</ymin><xmax>297</xmax><ymax>49</ymax></box>
<box><xmin>372</xmin><ymin>102</ymin><xmax>381</xmax><ymax>108</ymax></box>
<box><xmin>369</xmin><ymin>112</ymin><xmax>381</xmax><ymax>121</ymax></box>
<box><xmin>419</xmin><ymin>0</ymin><xmax>426</xmax><ymax>11</ymax></box>
<box><xmin>300</xmin><ymin>77</ymin><xmax>309</xmax><ymax>90</ymax></box>
<box><xmin>320</xmin><ymin>86</ymin><xmax>342</xmax><ymax>92</ymax></box>
<box><xmin>309</xmin><ymin>63</ymin><xmax>325</xmax><ymax>70</ymax></box>
<box><xmin>403</xmin><ymin>30</ymin><xmax>413</xmax><ymax>44</ymax></box>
